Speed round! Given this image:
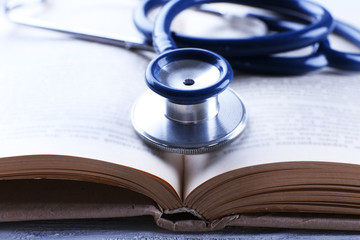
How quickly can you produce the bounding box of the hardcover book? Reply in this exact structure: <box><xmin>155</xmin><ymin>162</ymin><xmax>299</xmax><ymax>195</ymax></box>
<box><xmin>1</xmin><ymin>0</ymin><xmax>360</xmax><ymax>231</ymax></box>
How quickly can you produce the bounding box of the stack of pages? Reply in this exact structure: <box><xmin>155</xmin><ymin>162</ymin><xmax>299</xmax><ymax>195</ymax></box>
<box><xmin>1</xmin><ymin>0</ymin><xmax>360</xmax><ymax>231</ymax></box>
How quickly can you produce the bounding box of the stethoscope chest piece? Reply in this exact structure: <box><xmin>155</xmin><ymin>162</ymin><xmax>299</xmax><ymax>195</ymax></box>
<box><xmin>131</xmin><ymin>48</ymin><xmax>247</xmax><ymax>154</ymax></box>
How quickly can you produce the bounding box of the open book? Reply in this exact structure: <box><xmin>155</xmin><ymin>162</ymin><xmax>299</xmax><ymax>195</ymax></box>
<box><xmin>1</xmin><ymin>0</ymin><xmax>360</xmax><ymax>232</ymax></box>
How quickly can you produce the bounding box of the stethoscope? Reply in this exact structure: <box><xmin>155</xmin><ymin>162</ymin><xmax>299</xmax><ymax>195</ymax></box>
<box><xmin>5</xmin><ymin>0</ymin><xmax>360</xmax><ymax>154</ymax></box>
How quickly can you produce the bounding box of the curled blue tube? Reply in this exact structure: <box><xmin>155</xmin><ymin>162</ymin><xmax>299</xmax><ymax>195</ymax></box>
<box><xmin>134</xmin><ymin>0</ymin><xmax>360</xmax><ymax>74</ymax></box>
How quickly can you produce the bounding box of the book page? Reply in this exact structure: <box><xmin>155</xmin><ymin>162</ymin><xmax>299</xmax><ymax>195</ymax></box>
<box><xmin>185</xmin><ymin>73</ymin><xmax>360</xmax><ymax>196</ymax></box>
<box><xmin>183</xmin><ymin>1</ymin><xmax>360</xmax><ymax>197</ymax></box>
<box><xmin>0</xmin><ymin>0</ymin><xmax>183</xmax><ymax>195</ymax></box>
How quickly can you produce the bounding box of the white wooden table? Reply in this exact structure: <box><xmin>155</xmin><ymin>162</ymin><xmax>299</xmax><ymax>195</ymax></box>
<box><xmin>0</xmin><ymin>217</ymin><xmax>357</xmax><ymax>240</ymax></box>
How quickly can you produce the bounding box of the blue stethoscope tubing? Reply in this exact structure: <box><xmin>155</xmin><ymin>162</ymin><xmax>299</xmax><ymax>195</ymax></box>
<box><xmin>4</xmin><ymin>0</ymin><xmax>360</xmax><ymax>153</ymax></box>
<box><xmin>134</xmin><ymin>0</ymin><xmax>360</xmax><ymax>75</ymax></box>
<box><xmin>321</xmin><ymin>21</ymin><xmax>360</xmax><ymax>71</ymax></box>
<box><xmin>132</xmin><ymin>0</ymin><xmax>360</xmax><ymax>153</ymax></box>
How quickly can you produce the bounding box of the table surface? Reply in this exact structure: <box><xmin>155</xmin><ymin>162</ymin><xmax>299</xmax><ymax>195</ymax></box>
<box><xmin>0</xmin><ymin>217</ymin><xmax>360</xmax><ymax>240</ymax></box>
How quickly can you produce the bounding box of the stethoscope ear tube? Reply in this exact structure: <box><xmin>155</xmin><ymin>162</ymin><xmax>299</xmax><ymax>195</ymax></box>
<box><xmin>320</xmin><ymin>21</ymin><xmax>360</xmax><ymax>72</ymax></box>
<box><xmin>150</xmin><ymin>0</ymin><xmax>335</xmax><ymax>55</ymax></box>
<box><xmin>134</xmin><ymin>0</ymin><xmax>360</xmax><ymax>74</ymax></box>
<box><xmin>132</xmin><ymin>0</ymin><xmax>168</xmax><ymax>43</ymax></box>
<box><xmin>7</xmin><ymin>0</ymin><xmax>360</xmax><ymax>74</ymax></box>
<box><xmin>229</xmin><ymin>51</ymin><xmax>328</xmax><ymax>75</ymax></box>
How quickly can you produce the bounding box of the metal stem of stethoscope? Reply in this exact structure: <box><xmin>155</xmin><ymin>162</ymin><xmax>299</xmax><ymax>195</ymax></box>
<box><xmin>4</xmin><ymin>0</ymin><xmax>265</xmax><ymax>52</ymax></box>
<box><xmin>4</xmin><ymin>0</ymin><xmax>154</xmax><ymax>51</ymax></box>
